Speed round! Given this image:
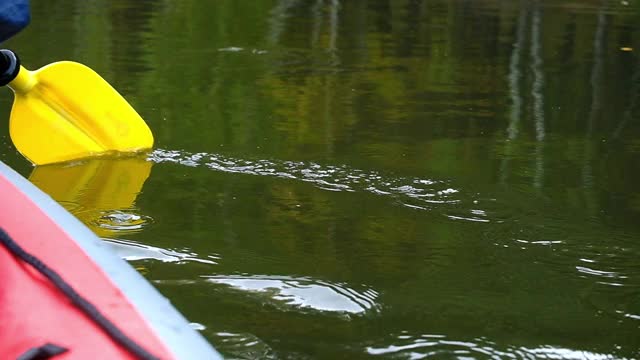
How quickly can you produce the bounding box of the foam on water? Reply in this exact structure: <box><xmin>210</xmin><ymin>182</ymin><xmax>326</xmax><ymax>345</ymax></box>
<box><xmin>148</xmin><ymin>149</ymin><xmax>488</xmax><ymax>222</ymax></box>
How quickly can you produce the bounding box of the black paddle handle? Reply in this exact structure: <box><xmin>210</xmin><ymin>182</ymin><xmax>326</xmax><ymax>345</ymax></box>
<box><xmin>0</xmin><ymin>49</ymin><xmax>20</xmax><ymax>86</ymax></box>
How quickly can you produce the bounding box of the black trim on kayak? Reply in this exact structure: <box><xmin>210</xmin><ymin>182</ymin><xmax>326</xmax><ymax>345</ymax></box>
<box><xmin>17</xmin><ymin>343</ymin><xmax>68</xmax><ymax>360</ymax></box>
<box><xmin>0</xmin><ymin>227</ymin><xmax>161</xmax><ymax>360</ymax></box>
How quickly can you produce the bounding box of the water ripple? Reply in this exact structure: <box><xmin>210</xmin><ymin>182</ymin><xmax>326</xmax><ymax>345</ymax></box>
<box><xmin>148</xmin><ymin>149</ymin><xmax>478</xmax><ymax>215</ymax></box>
<box><xmin>202</xmin><ymin>274</ymin><xmax>379</xmax><ymax>315</ymax></box>
<box><xmin>212</xmin><ymin>332</ymin><xmax>276</xmax><ymax>360</ymax></box>
<box><xmin>92</xmin><ymin>210</ymin><xmax>153</xmax><ymax>234</ymax></box>
<box><xmin>365</xmin><ymin>332</ymin><xmax>632</xmax><ymax>359</ymax></box>
<box><xmin>488</xmin><ymin>224</ymin><xmax>640</xmax><ymax>324</ymax></box>
<box><xmin>576</xmin><ymin>266</ymin><xmax>627</xmax><ymax>280</ymax></box>
<box><xmin>103</xmin><ymin>238</ymin><xmax>219</xmax><ymax>264</ymax></box>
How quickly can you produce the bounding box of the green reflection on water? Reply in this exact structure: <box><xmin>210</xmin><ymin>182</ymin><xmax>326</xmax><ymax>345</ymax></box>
<box><xmin>2</xmin><ymin>0</ymin><xmax>640</xmax><ymax>358</ymax></box>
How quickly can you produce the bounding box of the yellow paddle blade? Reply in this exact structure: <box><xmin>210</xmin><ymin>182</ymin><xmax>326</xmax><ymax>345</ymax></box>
<box><xmin>29</xmin><ymin>157</ymin><xmax>153</xmax><ymax>238</ymax></box>
<box><xmin>7</xmin><ymin>61</ymin><xmax>153</xmax><ymax>165</ymax></box>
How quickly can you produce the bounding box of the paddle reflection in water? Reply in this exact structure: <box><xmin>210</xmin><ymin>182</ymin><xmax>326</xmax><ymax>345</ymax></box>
<box><xmin>29</xmin><ymin>157</ymin><xmax>225</xmax><ymax>264</ymax></box>
<box><xmin>28</xmin><ymin>156</ymin><xmax>153</xmax><ymax>237</ymax></box>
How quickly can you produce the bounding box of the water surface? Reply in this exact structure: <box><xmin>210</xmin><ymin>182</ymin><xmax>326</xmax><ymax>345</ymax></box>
<box><xmin>1</xmin><ymin>0</ymin><xmax>640</xmax><ymax>358</ymax></box>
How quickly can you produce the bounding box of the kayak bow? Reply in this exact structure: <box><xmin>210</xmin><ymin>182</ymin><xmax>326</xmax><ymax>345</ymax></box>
<box><xmin>0</xmin><ymin>160</ymin><xmax>221</xmax><ymax>359</ymax></box>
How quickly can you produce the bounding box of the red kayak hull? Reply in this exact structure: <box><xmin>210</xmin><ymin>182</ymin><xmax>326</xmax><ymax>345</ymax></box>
<box><xmin>0</xmin><ymin>161</ymin><xmax>221</xmax><ymax>359</ymax></box>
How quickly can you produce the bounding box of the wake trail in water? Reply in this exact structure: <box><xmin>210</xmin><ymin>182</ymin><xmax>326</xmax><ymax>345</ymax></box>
<box><xmin>148</xmin><ymin>149</ymin><xmax>488</xmax><ymax>221</ymax></box>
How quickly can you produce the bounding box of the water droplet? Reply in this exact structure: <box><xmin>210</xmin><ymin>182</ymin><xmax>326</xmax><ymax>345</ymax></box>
<box><xmin>92</xmin><ymin>210</ymin><xmax>153</xmax><ymax>233</ymax></box>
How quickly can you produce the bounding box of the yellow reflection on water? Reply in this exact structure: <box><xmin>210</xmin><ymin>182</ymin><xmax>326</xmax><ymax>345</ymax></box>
<box><xmin>28</xmin><ymin>156</ymin><xmax>152</xmax><ymax>238</ymax></box>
